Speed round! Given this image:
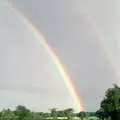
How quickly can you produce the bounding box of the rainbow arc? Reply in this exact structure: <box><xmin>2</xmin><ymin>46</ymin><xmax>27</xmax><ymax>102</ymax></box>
<box><xmin>8</xmin><ymin>1</ymin><xmax>84</xmax><ymax>112</ymax></box>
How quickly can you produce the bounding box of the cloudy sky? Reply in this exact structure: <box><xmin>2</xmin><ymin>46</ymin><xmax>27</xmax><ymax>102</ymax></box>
<box><xmin>0</xmin><ymin>0</ymin><xmax>120</xmax><ymax>112</ymax></box>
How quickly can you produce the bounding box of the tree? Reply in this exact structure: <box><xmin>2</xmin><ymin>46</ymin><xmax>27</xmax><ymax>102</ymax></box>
<box><xmin>0</xmin><ymin>109</ymin><xmax>17</xmax><ymax>120</ymax></box>
<box><xmin>29</xmin><ymin>112</ymin><xmax>40</xmax><ymax>120</ymax></box>
<box><xmin>95</xmin><ymin>108</ymin><xmax>105</xmax><ymax>120</ymax></box>
<box><xmin>78</xmin><ymin>111</ymin><xmax>86</xmax><ymax>120</ymax></box>
<box><xmin>100</xmin><ymin>84</ymin><xmax>120</xmax><ymax>120</ymax></box>
<box><xmin>14</xmin><ymin>105</ymin><xmax>31</xmax><ymax>120</ymax></box>
<box><xmin>49</xmin><ymin>108</ymin><xmax>57</xmax><ymax>120</ymax></box>
<box><xmin>64</xmin><ymin>108</ymin><xmax>74</xmax><ymax>120</ymax></box>
<box><xmin>56</xmin><ymin>110</ymin><xmax>65</xmax><ymax>117</ymax></box>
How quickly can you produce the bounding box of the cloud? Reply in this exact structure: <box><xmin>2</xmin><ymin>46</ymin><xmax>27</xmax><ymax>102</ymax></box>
<box><xmin>2</xmin><ymin>0</ymin><xmax>120</xmax><ymax>111</ymax></box>
<box><xmin>0</xmin><ymin>0</ymin><xmax>76</xmax><ymax>111</ymax></box>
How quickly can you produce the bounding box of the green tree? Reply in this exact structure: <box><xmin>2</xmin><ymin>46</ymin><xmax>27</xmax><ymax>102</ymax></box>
<box><xmin>100</xmin><ymin>84</ymin><xmax>120</xmax><ymax>120</ymax></box>
<box><xmin>95</xmin><ymin>108</ymin><xmax>105</xmax><ymax>120</ymax></box>
<box><xmin>0</xmin><ymin>109</ymin><xmax>17</xmax><ymax>120</ymax></box>
<box><xmin>64</xmin><ymin>108</ymin><xmax>74</xmax><ymax>120</ymax></box>
<box><xmin>78</xmin><ymin>111</ymin><xmax>86</xmax><ymax>120</ymax></box>
<box><xmin>56</xmin><ymin>110</ymin><xmax>65</xmax><ymax>117</ymax></box>
<box><xmin>24</xmin><ymin>112</ymin><xmax>41</xmax><ymax>120</ymax></box>
<box><xmin>14</xmin><ymin>105</ymin><xmax>31</xmax><ymax>120</ymax></box>
<box><xmin>49</xmin><ymin>108</ymin><xmax>57</xmax><ymax>120</ymax></box>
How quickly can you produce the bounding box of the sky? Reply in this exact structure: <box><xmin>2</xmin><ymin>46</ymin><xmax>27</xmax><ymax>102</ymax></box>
<box><xmin>0</xmin><ymin>0</ymin><xmax>120</xmax><ymax>112</ymax></box>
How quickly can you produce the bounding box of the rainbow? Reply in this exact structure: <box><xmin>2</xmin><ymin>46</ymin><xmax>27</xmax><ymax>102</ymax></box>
<box><xmin>8</xmin><ymin>2</ymin><xmax>84</xmax><ymax>112</ymax></box>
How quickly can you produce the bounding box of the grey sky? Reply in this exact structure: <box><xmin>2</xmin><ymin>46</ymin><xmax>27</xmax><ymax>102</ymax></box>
<box><xmin>0</xmin><ymin>0</ymin><xmax>119</xmax><ymax>111</ymax></box>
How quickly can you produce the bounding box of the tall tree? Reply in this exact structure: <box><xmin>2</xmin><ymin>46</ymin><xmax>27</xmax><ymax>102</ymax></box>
<box><xmin>100</xmin><ymin>84</ymin><xmax>120</xmax><ymax>120</ymax></box>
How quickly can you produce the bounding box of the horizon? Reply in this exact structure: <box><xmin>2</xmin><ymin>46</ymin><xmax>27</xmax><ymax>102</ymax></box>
<box><xmin>0</xmin><ymin>0</ymin><xmax>119</xmax><ymax>112</ymax></box>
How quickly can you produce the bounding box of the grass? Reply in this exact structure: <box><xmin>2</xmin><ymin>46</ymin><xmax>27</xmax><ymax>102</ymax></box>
<box><xmin>46</xmin><ymin>117</ymin><xmax>98</xmax><ymax>120</ymax></box>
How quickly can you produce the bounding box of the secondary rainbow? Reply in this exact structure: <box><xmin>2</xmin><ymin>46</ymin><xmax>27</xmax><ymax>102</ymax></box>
<box><xmin>8</xmin><ymin>2</ymin><xmax>84</xmax><ymax>111</ymax></box>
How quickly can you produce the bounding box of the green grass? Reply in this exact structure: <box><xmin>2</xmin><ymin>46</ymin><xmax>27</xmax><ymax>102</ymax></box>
<box><xmin>84</xmin><ymin>117</ymin><xmax>98</xmax><ymax>120</ymax></box>
<box><xmin>46</xmin><ymin>117</ymin><xmax>98</xmax><ymax>120</ymax></box>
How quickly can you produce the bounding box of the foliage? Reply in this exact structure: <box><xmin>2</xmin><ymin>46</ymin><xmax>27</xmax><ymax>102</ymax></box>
<box><xmin>0</xmin><ymin>109</ymin><xmax>17</xmax><ymax>120</ymax></box>
<box><xmin>49</xmin><ymin>108</ymin><xmax>57</xmax><ymax>120</ymax></box>
<box><xmin>14</xmin><ymin>105</ymin><xmax>31</xmax><ymax>120</ymax></box>
<box><xmin>63</xmin><ymin>108</ymin><xmax>74</xmax><ymax>120</ymax></box>
<box><xmin>78</xmin><ymin>111</ymin><xmax>86</xmax><ymax>120</ymax></box>
<box><xmin>99</xmin><ymin>84</ymin><xmax>120</xmax><ymax>120</ymax></box>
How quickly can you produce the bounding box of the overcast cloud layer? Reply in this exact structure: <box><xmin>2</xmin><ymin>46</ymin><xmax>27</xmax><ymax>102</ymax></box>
<box><xmin>0</xmin><ymin>0</ymin><xmax>119</xmax><ymax>111</ymax></box>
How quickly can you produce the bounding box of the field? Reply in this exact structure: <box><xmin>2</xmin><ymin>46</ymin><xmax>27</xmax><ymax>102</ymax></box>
<box><xmin>45</xmin><ymin>117</ymin><xmax>98</xmax><ymax>120</ymax></box>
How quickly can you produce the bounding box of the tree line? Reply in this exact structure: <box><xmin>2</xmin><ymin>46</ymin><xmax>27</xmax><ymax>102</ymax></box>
<box><xmin>0</xmin><ymin>84</ymin><xmax>119</xmax><ymax>120</ymax></box>
<box><xmin>0</xmin><ymin>106</ymin><xmax>95</xmax><ymax>120</ymax></box>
